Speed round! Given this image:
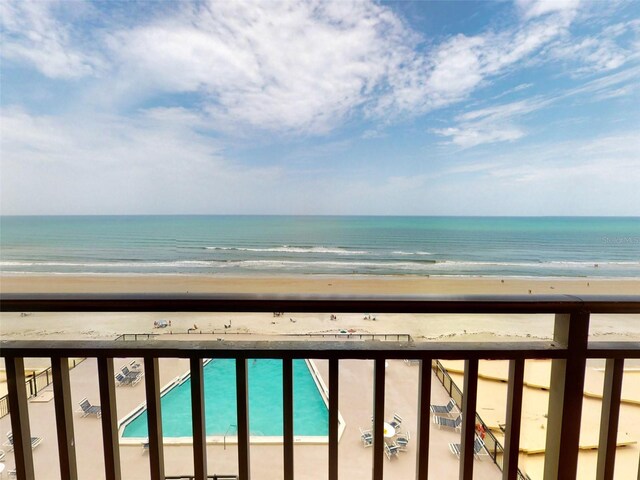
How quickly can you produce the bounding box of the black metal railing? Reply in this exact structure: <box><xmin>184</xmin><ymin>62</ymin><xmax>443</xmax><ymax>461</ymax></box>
<box><xmin>432</xmin><ymin>360</ymin><xmax>511</xmax><ymax>473</ymax></box>
<box><xmin>0</xmin><ymin>357</ymin><xmax>85</xmax><ymax>419</ymax></box>
<box><xmin>1</xmin><ymin>294</ymin><xmax>639</xmax><ymax>480</ymax></box>
<box><xmin>114</xmin><ymin>333</ymin><xmax>159</xmax><ymax>341</ymax></box>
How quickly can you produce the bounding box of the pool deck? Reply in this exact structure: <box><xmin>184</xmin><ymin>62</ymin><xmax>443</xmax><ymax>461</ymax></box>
<box><xmin>0</xmin><ymin>354</ymin><xmax>502</xmax><ymax>480</ymax></box>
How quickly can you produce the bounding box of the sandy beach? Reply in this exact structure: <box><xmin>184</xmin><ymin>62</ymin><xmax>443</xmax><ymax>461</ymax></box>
<box><xmin>3</xmin><ymin>273</ymin><xmax>640</xmax><ymax>295</ymax></box>
<box><xmin>1</xmin><ymin>275</ymin><xmax>639</xmax><ymax>342</ymax></box>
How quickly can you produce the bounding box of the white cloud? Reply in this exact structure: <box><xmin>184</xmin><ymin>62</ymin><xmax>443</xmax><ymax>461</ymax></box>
<box><xmin>0</xmin><ymin>107</ymin><xmax>282</xmax><ymax>214</ymax></box>
<box><xmin>107</xmin><ymin>0</ymin><xmax>417</xmax><ymax>134</ymax></box>
<box><xmin>457</xmin><ymin>98</ymin><xmax>553</xmax><ymax>122</ymax></box>
<box><xmin>426</xmin><ymin>35</ymin><xmax>486</xmax><ymax>103</ymax></box>
<box><xmin>433</xmin><ymin>61</ymin><xmax>640</xmax><ymax>149</ymax></box>
<box><xmin>547</xmin><ymin>19</ymin><xmax>640</xmax><ymax>74</ymax></box>
<box><xmin>375</xmin><ymin>7</ymin><xmax>576</xmax><ymax>118</ymax></box>
<box><xmin>457</xmin><ymin>132</ymin><xmax>640</xmax><ymax>183</ymax></box>
<box><xmin>561</xmin><ymin>64</ymin><xmax>640</xmax><ymax>101</ymax></box>
<box><xmin>0</xmin><ymin>0</ymin><xmax>100</xmax><ymax>78</ymax></box>
<box><xmin>433</xmin><ymin>125</ymin><xmax>524</xmax><ymax>149</ymax></box>
<box><xmin>515</xmin><ymin>0</ymin><xmax>581</xmax><ymax>21</ymax></box>
<box><xmin>433</xmin><ymin>97</ymin><xmax>552</xmax><ymax>148</ymax></box>
<box><xmin>426</xmin><ymin>132</ymin><xmax>640</xmax><ymax>215</ymax></box>
<box><xmin>0</xmin><ymin>0</ymin><xmax>603</xmax><ymax>135</ymax></box>
<box><xmin>103</xmin><ymin>0</ymin><xmax>584</xmax><ymax>133</ymax></box>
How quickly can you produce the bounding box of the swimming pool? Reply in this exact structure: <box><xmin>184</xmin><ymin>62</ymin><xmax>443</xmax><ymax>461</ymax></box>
<box><xmin>120</xmin><ymin>359</ymin><xmax>331</xmax><ymax>440</ymax></box>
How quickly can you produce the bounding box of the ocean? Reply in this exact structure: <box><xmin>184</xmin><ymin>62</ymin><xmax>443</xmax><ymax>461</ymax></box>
<box><xmin>1</xmin><ymin>216</ymin><xmax>639</xmax><ymax>278</ymax></box>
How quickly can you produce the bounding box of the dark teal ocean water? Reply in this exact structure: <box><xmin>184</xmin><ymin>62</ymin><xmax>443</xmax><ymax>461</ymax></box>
<box><xmin>1</xmin><ymin>216</ymin><xmax>639</xmax><ymax>277</ymax></box>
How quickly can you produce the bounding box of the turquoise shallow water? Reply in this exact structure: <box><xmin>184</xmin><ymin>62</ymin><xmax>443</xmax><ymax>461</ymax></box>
<box><xmin>1</xmin><ymin>216</ymin><xmax>639</xmax><ymax>277</ymax></box>
<box><xmin>122</xmin><ymin>359</ymin><xmax>328</xmax><ymax>437</ymax></box>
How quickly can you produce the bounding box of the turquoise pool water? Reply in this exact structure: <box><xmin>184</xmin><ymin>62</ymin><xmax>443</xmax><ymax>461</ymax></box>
<box><xmin>121</xmin><ymin>359</ymin><xmax>328</xmax><ymax>437</ymax></box>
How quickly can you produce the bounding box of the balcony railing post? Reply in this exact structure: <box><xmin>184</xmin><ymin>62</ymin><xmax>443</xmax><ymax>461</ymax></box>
<box><xmin>416</xmin><ymin>356</ymin><xmax>432</xmax><ymax>480</ymax></box>
<box><xmin>544</xmin><ymin>311</ymin><xmax>590</xmax><ymax>480</ymax></box>
<box><xmin>328</xmin><ymin>358</ymin><xmax>339</xmax><ymax>480</ymax></box>
<box><xmin>97</xmin><ymin>357</ymin><xmax>122</xmax><ymax>480</ymax></box>
<box><xmin>596</xmin><ymin>358</ymin><xmax>624</xmax><ymax>480</ymax></box>
<box><xmin>191</xmin><ymin>358</ymin><xmax>208</xmax><ymax>480</ymax></box>
<box><xmin>6</xmin><ymin>356</ymin><xmax>35</xmax><ymax>480</ymax></box>
<box><xmin>51</xmin><ymin>356</ymin><xmax>78</xmax><ymax>480</ymax></box>
<box><xmin>283</xmin><ymin>358</ymin><xmax>294</xmax><ymax>480</ymax></box>
<box><xmin>372</xmin><ymin>358</ymin><xmax>386</xmax><ymax>480</ymax></box>
<box><xmin>144</xmin><ymin>357</ymin><xmax>165</xmax><ymax>480</ymax></box>
<box><xmin>236</xmin><ymin>357</ymin><xmax>251</xmax><ymax>480</ymax></box>
<box><xmin>503</xmin><ymin>359</ymin><xmax>525</xmax><ymax>480</ymax></box>
<box><xmin>459</xmin><ymin>359</ymin><xmax>479</xmax><ymax>480</ymax></box>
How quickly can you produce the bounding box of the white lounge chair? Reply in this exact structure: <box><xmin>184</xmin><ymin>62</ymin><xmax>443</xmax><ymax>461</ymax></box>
<box><xmin>449</xmin><ymin>436</ymin><xmax>489</xmax><ymax>459</ymax></box>
<box><xmin>77</xmin><ymin>397</ymin><xmax>101</xmax><ymax>418</ymax></box>
<box><xmin>121</xmin><ymin>365</ymin><xmax>143</xmax><ymax>380</ymax></box>
<box><xmin>3</xmin><ymin>432</ymin><xmax>43</xmax><ymax>452</ymax></box>
<box><xmin>433</xmin><ymin>414</ymin><xmax>462</xmax><ymax>431</ymax></box>
<box><xmin>430</xmin><ymin>398</ymin><xmax>460</xmax><ymax>417</ymax></box>
<box><xmin>115</xmin><ymin>372</ymin><xmax>140</xmax><ymax>386</ymax></box>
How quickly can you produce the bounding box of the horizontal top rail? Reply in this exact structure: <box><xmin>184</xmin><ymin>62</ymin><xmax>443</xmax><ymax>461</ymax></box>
<box><xmin>1</xmin><ymin>293</ymin><xmax>640</xmax><ymax>314</ymax></box>
<box><xmin>1</xmin><ymin>340</ymin><xmax>639</xmax><ymax>359</ymax></box>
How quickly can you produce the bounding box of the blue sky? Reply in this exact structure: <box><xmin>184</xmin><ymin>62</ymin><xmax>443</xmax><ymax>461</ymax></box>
<box><xmin>1</xmin><ymin>0</ymin><xmax>639</xmax><ymax>215</ymax></box>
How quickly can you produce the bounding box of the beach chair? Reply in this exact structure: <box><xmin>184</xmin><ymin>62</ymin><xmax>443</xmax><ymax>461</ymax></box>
<box><xmin>430</xmin><ymin>399</ymin><xmax>460</xmax><ymax>417</ymax></box>
<box><xmin>359</xmin><ymin>427</ymin><xmax>373</xmax><ymax>447</ymax></box>
<box><xmin>115</xmin><ymin>372</ymin><xmax>140</xmax><ymax>386</ymax></box>
<box><xmin>129</xmin><ymin>359</ymin><xmax>142</xmax><ymax>371</ymax></box>
<box><xmin>433</xmin><ymin>414</ymin><xmax>462</xmax><ymax>431</ymax></box>
<box><xmin>389</xmin><ymin>413</ymin><xmax>403</xmax><ymax>430</ymax></box>
<box><xmin>384</xmin><ymin>443</ymin><xmax>400</xmax><ymax>460</ymax></box>
<box><xmin>0</xmin><ymin>449</ymin><xmax>5</xmax><ymax>461</ymax></box>
<box><xmin>448</xmin><ymin>437</ymin><xmax>489</xmax><ymax>459</ymax></box>
<box><xmin>394</xmin><ymin>431</ymin><xmax>410</xmax><ymax>451</ymax></box>
<box><xmin>3</xmin><ymin>432</ymin><xmax>43</xmax><ymax>452</ymax></box>
<box><xmin>121</xmin><ymin>365</ymin><xmax>143</xmax><ymax>380</ymax></box>
<box><xmin>77</xmin><ymin>397</ymin><xmax>101</xmax><ymax>418</ymax></box>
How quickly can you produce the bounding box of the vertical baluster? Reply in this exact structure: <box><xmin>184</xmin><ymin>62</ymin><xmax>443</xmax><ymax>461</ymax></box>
<box><xmin>372</xmin><ymin>358</ymin><xmax>386</xmax><ymax>480</ymax></box>
<box><xmin>328</xmin><ymin>358</ymin><xmax>339</xmax><ymax>480</ymax></box>
<box><xmin>236</xmin><ymin>357</ymin><xmax>251</xmax><ymax>480</ymax></box>
<box><xmin>459</xmin><ymin>359</ymin><xmax>479</xmax><ymax>480</ymax></box>
<box><xmin>97</xmin><ymin>357</ymin><xmax>121</xmax><ymax>480</ymax></box>
<box><xmin>5</xmin><ymin>357</ymin><xmax>35</xmax><ymax>480</ymax></box>
<box><xmin>503</xmin><ymin>359</ymin><xmax>525</xmax><ymax>480</ymax></box>
<box><xmin>144</xmin><ymin>357</ymin><xmax>165</xmax><ymax>480</ymax></box>
<box><xmin>596</xmin><ymin>358</ymin><xmax>624</xmax><ymax>480</ymax></box>
<box><xmin>191</xmin><ymin>358</ymin><xmax>207</xmax><ymax>480</ymax></box>
<box><xmin>52</xmin><ymin>357</ymin><xmax>78</xmax><ymax>480</ymax></box>
<box><xmin>416</xmin><ymin>357</ymin><xmax>432</xmax><ymax>480</ymax></box>
<box><xmin>283</xmin><ymin>358</ymin><xmax>294</xmax><ymax>480</ymax></box>
<box><xmin>544</xmin><ymin>312</ymin><xmax>590</xmax><ymax>480</ymax></box>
